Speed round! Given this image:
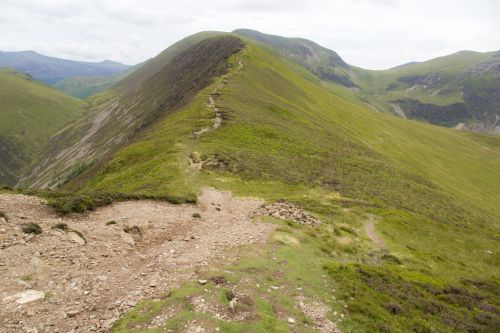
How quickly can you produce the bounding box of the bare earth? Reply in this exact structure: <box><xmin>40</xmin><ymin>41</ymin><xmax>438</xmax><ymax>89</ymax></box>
<box><xmin>364</xmin><ymin>214</ymin><xmax>385</xmax><ymax>249</ymax></box>
<box><xmin>0</xmin><ymin>188</ymin><xmax>274</xmax><ymax>333</ymax></box>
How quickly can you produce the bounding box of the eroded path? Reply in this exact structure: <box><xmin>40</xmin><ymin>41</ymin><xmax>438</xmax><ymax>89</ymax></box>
<box><xmin>0</xmin><ymin>188</ymin><xmax>274</xmax><ymax>333</ymax></box>
<box><xmin>365</xmin><ymin>214</ymin><xmax>385</xmax><ymax>249</ymax></box>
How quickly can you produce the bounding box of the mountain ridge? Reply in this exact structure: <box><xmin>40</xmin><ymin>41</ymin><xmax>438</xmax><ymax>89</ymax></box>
<box><xmin>1</xmin><ymin>30</ymin><xmax>499</xmax><ymax>332</ymax></box>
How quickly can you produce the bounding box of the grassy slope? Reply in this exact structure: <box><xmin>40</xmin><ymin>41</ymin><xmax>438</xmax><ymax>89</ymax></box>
<box><xmin>79</xmin><ymin>40</ymin><xmax>499</xmax><ymax>332</ymax></box>
<box><xmin>0</xmin><ymin>69</ymin><xmax>87</xmax><ymax>184</ymax></box>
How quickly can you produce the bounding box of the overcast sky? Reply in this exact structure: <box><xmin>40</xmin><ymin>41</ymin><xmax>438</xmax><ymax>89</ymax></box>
<box><xmin>1</xmin><ymin>0</ymin><xmax>499</xmax><ymax>69</ymax></box>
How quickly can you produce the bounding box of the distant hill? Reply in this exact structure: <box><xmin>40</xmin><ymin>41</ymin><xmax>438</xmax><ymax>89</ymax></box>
<box><xmin>0</xmin><ymin>50</ymin><xmax>131</xmax><ymax>85</ymax></box>
<box><xmin>0</xmin><ymin>69</ymin><xmax>86</xmax><ymax>185</ymax></box>
<box><xmin>52</xmin><ymin>63</ymin><xmax>142</xmax><ymax>98</ymax></box>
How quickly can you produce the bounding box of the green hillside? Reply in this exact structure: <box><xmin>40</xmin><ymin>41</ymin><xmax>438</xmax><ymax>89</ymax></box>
<box><xmin>34</xmin><ymin>35</ymin><xmax>500</xmax><ymax>332</ymax></box>
<box><xmin>232</xmin><ymin>30</ymin><xmax>499</xmax><ymax>133</ymax></box>
<box><xmin>0</xmin><ymin>69</ymin><xmax>87</xmax><ymax>185</ymax></box>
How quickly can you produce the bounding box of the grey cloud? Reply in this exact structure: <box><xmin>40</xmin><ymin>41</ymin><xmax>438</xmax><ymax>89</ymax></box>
<box><xmin>0</xmin><ymin>0</ymin><xmax>498</xmax><ymax>69</ymax></box>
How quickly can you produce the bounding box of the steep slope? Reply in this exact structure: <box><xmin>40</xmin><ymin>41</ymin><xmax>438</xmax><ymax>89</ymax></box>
<box><xmin>16</xmin><ymin>33</ymin><xmax>500</xmax><ymax>332</ymax></box>
<box><xmin>0</xmin><ymin>69</ymin><xmax>86</xmax><ymax>186</ymax></box>
<box><xmin>20</xmin><ymin>34</ymin><xmax>244</xmax><ymax>190</ymax></box>
<box><xmin>0</xmin><ymin>50</ymin><xmax>131</xmax><ymax>84</ymax></box>
<box><xmin>234</xmin><ymin>30</ymin><xmax>500</xmax><ymax>133</ymax></box>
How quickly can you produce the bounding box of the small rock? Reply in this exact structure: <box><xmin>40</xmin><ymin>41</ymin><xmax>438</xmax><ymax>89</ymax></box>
<box><xmin>198</xmin><ymin>279</ymin><xmax>208</xmax><ymax>285</ymax></box>
<box><xmin>102</xmin><ymin>317</ymin><xmax>118</xmax><ymax>330</ymax></box>
<box><xmin>66</xmin><ymin>310</ymin><xmax>80</xmax><ymax>317</ymax></box>
<box><xmin>486</xmin><ymin>250</ymin><xmax>493</xmax><ymax>255</ymax></box>
<box><xmin>229</xmin><ymin>297</ymin><xmax>238</xmax><ymax>313</ymax></box>
<box><xmin>287</xmin><ymin>317</ymin><xmax>296</xmax><ymax>324</ymax></box>
<box><xmin>4</xmin><ymin>290</ymin><xmax>45</xmax><ymax>304</ymax></box>
<box><xmin>30</xmin><ymin>256</ymin><xmax>50</xmax><ymax>279</ymax></box>
<box><xmin>120</xmin><ymin>232</ymin><xmax>135</xmax><ymax>245</ymax></box>
<box><xmin>68</xmin><ymin>231</ymin><xmax>86</xmax><ymax>245</ymax></box>
<box><xmin>0</xmin><ymin>217</ymin><xmax>6</xmax><ymax>224</ymax></box>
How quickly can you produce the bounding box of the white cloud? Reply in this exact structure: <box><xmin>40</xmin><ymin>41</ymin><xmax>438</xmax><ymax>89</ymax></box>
<box><xmin>0</xmin><ymin>0</ymin><xmax>498</xmax><ymax>69</ymax></box>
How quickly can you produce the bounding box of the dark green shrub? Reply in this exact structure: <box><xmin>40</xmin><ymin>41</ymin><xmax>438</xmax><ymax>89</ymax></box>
<box><xmin>22</xmin><ymin>223</ymin><xmax>42</xmax><ymax>235</ymax></box>
<box><xmin>48</xmin><ymin>195</ymin><xmax>96</xmax><ymax>215</ymax></box>
<box><xmin>106</xmin><ymin>220</ymin><xmax>117</xmax><ymax>226</ymax></box>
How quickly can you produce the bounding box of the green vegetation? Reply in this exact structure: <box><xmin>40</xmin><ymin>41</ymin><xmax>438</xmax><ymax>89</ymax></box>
<box><xmin>63</xmin><ymin>37</ymin><xmax>498</xmax><ymax>332</ymax></box>
<box><xmin>0</xmin><ymin>69</ymin><xmax>87</xmax><ymax>185</ymax></box>
<box><xmin>22</xmin><ymin>222</ymin><xmax>42</xmax><ymax>235</ymax></box>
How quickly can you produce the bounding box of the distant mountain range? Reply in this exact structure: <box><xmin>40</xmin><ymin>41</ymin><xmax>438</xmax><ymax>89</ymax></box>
<box><xmin>0</xmin><ymin>50</ymin><xmax>131</xmax><ymax>92</ymax></box>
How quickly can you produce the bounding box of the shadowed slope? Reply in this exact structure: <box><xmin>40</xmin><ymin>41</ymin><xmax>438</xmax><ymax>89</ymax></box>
<box><xmin>20</xmin><ymin>35</ymin><xmax>244</xmax><ymax>189</ymax></box>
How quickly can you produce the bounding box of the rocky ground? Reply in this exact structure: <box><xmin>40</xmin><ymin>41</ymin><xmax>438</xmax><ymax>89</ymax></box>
<box><xmin>0</xmin><ymin>188</ymin><xmax>274</xmax><ymax>333</ymax></box>
<box><xmin>253</xmin><ymin>201</ymin><xmax>322</xmax><ymax>227</ymax></box>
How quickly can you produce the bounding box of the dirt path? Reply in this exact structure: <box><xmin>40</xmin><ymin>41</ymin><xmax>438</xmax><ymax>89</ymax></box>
<box><xmin>0</xmin><ymin>188</ymin><xmax>274</xmax><ymax>333</ymax></box>
<box><xmin>193</xmin><ymin>60</ymin><xmax>243</xmax><ymax>140</ymax></box>
<box><xmin>365</xmin><ymin>214</ymin><xmax>385</xmax><ymax>249</ymax></box>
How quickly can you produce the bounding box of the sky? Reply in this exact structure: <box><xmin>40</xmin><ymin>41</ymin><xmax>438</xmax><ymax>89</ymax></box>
<box><xmin>1</xmin><ymin>0</ymin><xmax>499</xmax><ymax>69</ymax></box>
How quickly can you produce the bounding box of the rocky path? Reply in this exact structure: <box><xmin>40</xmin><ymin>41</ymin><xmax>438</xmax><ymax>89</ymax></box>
<box><xmin>189</xmin><ymin>60</ymin><xmax>244</xmax><ymax>171</ymax></box>
<box><xmin>0</xmin><ymin>188</ymin><xmax>274</xmax><ymax>333</ymax></box>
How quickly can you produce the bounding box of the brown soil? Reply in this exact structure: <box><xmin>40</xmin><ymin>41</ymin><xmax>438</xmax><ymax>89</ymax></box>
<box><xmin>0</xmin><ymin>188</ymin><xmax>274</xmax><ymax>333</ymax></box>
<box><xmin>364</xmin><ymin>214</ymin><xmax>385</xmax><ymax>248</ymax></box>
